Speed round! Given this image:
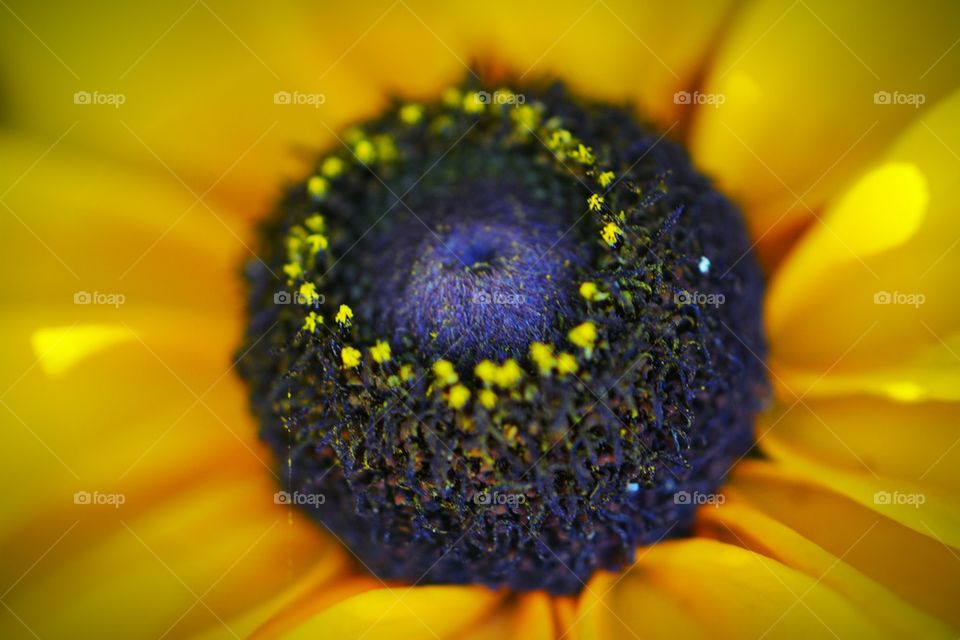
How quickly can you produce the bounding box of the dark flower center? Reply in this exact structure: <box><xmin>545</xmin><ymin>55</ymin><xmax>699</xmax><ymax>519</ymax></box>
<box><xmin>238</xmin><ymin>80</ymin><xmax>768</xmax><ymax>595</ymax></box>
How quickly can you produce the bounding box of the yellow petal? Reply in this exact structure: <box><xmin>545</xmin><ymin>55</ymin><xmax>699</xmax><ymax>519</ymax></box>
<box><xmin>459</xmin><ymin>592</ymin><xmax>554</xmax><ymax>640</ymax></box>
<box><xmin>699</xmin><ymin>491</ymin><xmax>954</xmax><ymax>638</ymax></box>
<box><xmin>576</xmin><ymin>538</ymin><xmax>885</xmax><ymax>639</ymax></box>
<box><xmin>729</xmin><ymin>461</ymin><xmax>960</xmax><ymax>626</ymax></box>
<box><xmin>767</xmin><ymin>88</ymin><xmax>960</xmax><ymax>402</ymax></box>
<box><xmin>766</xmin><ymin>162</ymin><xmax>928</xmax><ymax>337</ymax></box>
<box><xmin>760</xmin><ymin>397</ymin><xmax>960</xmax><ymax>493</ymax></box>
<box><xmin>281</xmin><ymin>585</ymin><xmax>503</xmax><ymax>639</ymax></box>
<box><xmin>1</xmin><ymin>474</ymin><xmax>336</xmax><ymax>638</ymax></box>
<box><xmin>692</xmin><ymin>0</ymin><xmax>960</xmax><ymax>242</ymax></box>
<box><xmin>0</xmin><ymin>0</ymin><xmax>737</xmax><ymax>212</ymax></box>
<box><xmin>31</xmin><ymin>324</ymin><xmax>134</xmax><ymax>375</ymax></box>
<box><xmin>755</xmin><ymin>403</ymin><xmax>960</xmax><ymax>549</ymax></box>
<box><xmin>0</xmin><ymin>134</ymin><xmax>242</xmax><ymax>316</ymax></box>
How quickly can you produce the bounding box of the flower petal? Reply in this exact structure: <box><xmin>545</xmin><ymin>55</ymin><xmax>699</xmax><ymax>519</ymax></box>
<box><xmin>279</xmin><ymin>585</ymin><xmax>503</xmax><ymax>639</ymax></box>
<box><xmin>699</xmin><ymin>491</ymin><xmax>954</xmax><ymax>638</ymax></box>
<box><xmin>691</xmin><ymin>0</ymin><xmax>960</xmax><ymax>244</ymax></box>
<box><xmin>576</xmin><ymin>538</ymin><xmax>886</xmax><ymax>639</ymax></box>
<box><xmin>766</xmin><ymin>88</ymin><xmax>960</xmax><ymax>402</ymax></box>
<box><xmin>728</xmin><ymin>461</ymin><xmax>960</xmax><ymax>627</ymax></box>
<box><xmin>0</xmin><ymin>0</ymin><xmax>737</xmax><ymax>211</ymax></box>
<box><xmin>755</xmin><ymin>402</ymin><xmax>960</xmax><ymax>550</ymax></box>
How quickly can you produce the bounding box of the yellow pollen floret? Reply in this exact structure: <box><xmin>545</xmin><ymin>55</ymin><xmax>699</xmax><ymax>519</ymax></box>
<box><xmin>335</xmin><ymin>304</ymin><xmax>353</xmax><ymax>327</ymax></box>
<box><xmin>433</xmin><ymin>359</ymin><xmax>459</xmax><ymax>386</ymax></box>
<box><xmin>399</xmin><ymin>364</ymin><xmax>414</xmax><ymax>382</ymax></box>
<box><xmin>298</xmin><ymin>282</ymin><xmax>320</xmax><ymax>304</ymax></box>
<box><xmin>399</xmin><ymin>103</ymin><xmax>424</xmax><ymax>125</ymax></box>
<box><xmin>495</xmin><ymin>359</ymin><xmax>522</xmax><ymax>389</ymax></box>
<box><xmin>511</xmin><ymin>104</ymin><xmax>539</xmax><ymax>132</ymax></box>
<box><xmin>462</xmin><ymin>92</ymin><xmax>485</xmax><ymax>114</ymax></box>
<box><xmin>302</xmin><ymin>311</ymin><xmax>323</xmax><ymax>333</ymax></box>
<box><xmin>601</xmin><ymin>222</ymin><xmax>623</xmax><ymax>246</ymax></box>
<box><xmin>556</xmin><ymin>352</ymin><xmax>578</xmax><ymax>376</ymax></box>
<box><xmin>568</xmin><ymin>321</ymin><xmax>597</xmax><ymax>350</ymax></box>
<box><xmin>283</xmin><ymin>262</ymin><xmax>303</xmax><ymax>280</ymax></box>
<box><xmin>447</xmin><ymin>384</ymin><xmax>471</xmax><ymax>409</ymax></box>
<box><xmin>306</xmin><ymin>233</ymin><xmax>328</xmax><ymax>254</ymax></box>
<box><xmin>548</xmin><ymin>129</ymin><xmax>572</xmax><ymax>151</ymax></box>
<box><xmin>588</xmin><ymin>194</ymin><xmax>604</xmax><ymax>212</ymax></box>
<box><xmin>306</xmin><ymin>175</ymin><xmax>329</xmax><ymax>199</ymax></box>
<box><xmin>341</xmin><ymin>346</ymin><xmax>361</xmax><ymax>369</ymax></box>
<box><xmin>370</xmin><ymin>340</ymin><xmax>391</xmax><ymax>364</ymax></box>
<box><xmin>529</xmin><ymin>342</ymin><xmax>556</xmax><ymax>376</ymax></box>
<box><xmin>479</xmin><ymin>388</ymin><xmax>497</xmax><ymax>409</ymax></box>
<box><xmin>321</xmin><ymin>156</ymin><xmax>345</xmax><ymax>178</ymax></box>
<box><xmin>304</xmin><ymin>213</ymin><xmax>325</xmax><ymax>232</ymax></box>
<box><xmin>355</xmin><ymin>139</ymin><xmax>376</xmax><ymax>164</ymax></box>
<box><xmin>570</xmin><ymin>143</ymin><xmax>595</xmax><ymax>165</ymax></box>
<box><xmin>579</xmin><ymin>281</ymin><xmax>599</xmax><ymax>301</ymax></box>
<box><xmin>474</xmin><ymin>360</ymin><xmax>497</xmax><ymax>385</ymax></box>
<box><xmin>597</xmin><ymin>171</ymin><xmax>615</xmax><ymax>187</ymax></box>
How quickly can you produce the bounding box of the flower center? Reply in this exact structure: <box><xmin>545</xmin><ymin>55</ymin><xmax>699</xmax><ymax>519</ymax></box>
<box><xmin>238</xmin><ymin>80</ymin><xmax>768</xmax><ymax>595</ymax></box>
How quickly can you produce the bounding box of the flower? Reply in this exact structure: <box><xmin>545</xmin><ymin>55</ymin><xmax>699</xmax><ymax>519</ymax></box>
<box><xmin>2</xmin><ymin>0</ymin><xmax>960</xmax><ymax>638</ymax></box>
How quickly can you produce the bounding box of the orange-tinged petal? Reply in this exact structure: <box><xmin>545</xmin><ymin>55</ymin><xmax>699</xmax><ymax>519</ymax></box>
<box><xmin>576</xmin><ymin>538</ymin><xmax>885</xmax><ymax>639</ymax></box>
<box><xmin>699</xmin><ymin>491</ymin><xmax>954</xmax><ymax>638</ymax></box>
<box><xmin>766</xmin><ymin>88</ymin><xmax>960</xmax><ymax>402</ymax></box>
<box><xmin>280</xmin><ymin>584</ymin><xmax>503</xmax><ymax>639</ymax></box>
<box><xmin>0</xmin><ymin>133</ymin><xmax>245</xmax><ymax>316</ymax></box>
<box><xmin>730</xmin><ymin>461</ymin><xmax>960</xmax><ymax>626</ymax></box>
<box><xmin>760</xmin><ymin>397</ymin><xmax>960</xmax><ymax>493</ymax></box>
<box><xmin>691</xmin><ymin>0</ymin><xmax>960</xmax><ymax>244</ymax></box>
<box><xmin>0</xmin><ymin>474</ymin><xmax>336</xmax><ymax>638</ymax></box>
<box><xmin>0</xmin><ymin>0</ymin><xmax>737</xmax><ymax>213</ymax></box>
<box><xmin>757</xmin><ymin>410</ymin><xmax>960</xmax><ymax>550</ymax></box>
<box><xmin>765</xmin><ymin>162</ymin><xmax>928</xmax><ymax>338</ymax></box>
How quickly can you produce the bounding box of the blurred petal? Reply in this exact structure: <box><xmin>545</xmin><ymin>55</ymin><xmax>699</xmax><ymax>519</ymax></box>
<box><xmin>279</xmin><ymin>585</ymin><xmax>503</xmax><ymax>639</ymax></box>
<box><xmin>699</xmin><ymin>491</ymin><xmax>954</xmax><ymax>638</ymax></box>
<box><xmin>729</xmin><ymin>462</ymin><xmax>960</xmax><ymax>626</ymax></box>
<box><xmin>31</xmin><ymin>324</ymin><xmax>135</xmax><ymax>375</ymax></box>
<box><xmin>766</xmin><ymin>88</ymin><xmax>960</xmax><ymax>402</ymax></box>
<box><xmin>754</xmin><ymin>402</ymin><xmax>960</xmax><ymax>549</ymax></box>
<box><xmin>576</xmin><ymin>538</ymin><xmax>886</xmax><ymax>639</ymax></box>
<box><xmin>691</xmin><ymin>0</ymin><xmax>960</xmax><ymax>247</ymax></box>
<box><xmin>0</xmin><ymin>0</ymin><xmax>736</xmax><ymax>214</ymax></box>
<box><xmin>761</xmin><ymin>397</ymin><xmax>960</xmax><ymax>493</ymax></box>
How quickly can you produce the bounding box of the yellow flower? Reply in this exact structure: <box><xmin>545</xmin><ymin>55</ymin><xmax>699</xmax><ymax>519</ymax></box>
<box><xmin>447</xmin><ymin>383</ymin><xmax>471</xmax><ymax>409</ymax></box>
<box><xmin>568</xmin><ymin>320</ymin><xmax>598</xmax><ymax>350</ymax></box>
<box><xmin>369</xmin><ymin>340</ymin><xmax>391</xmax><ymax>364</ymax></box>
<box><xmin>340</xmin><ymin>346</ymin><xmax>362</xmax><ymax>369</ymax></box>
<box><xmin>4</xmin><ymin>1</ymin><xmax>960</xmax><ymax>637</ymax></box>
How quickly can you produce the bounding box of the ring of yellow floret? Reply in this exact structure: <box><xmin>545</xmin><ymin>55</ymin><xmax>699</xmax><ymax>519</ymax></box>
<box><xmin>282</xmin><ymin>85</ymin><xmax>634</xmax><ymax>412</ymax></box>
